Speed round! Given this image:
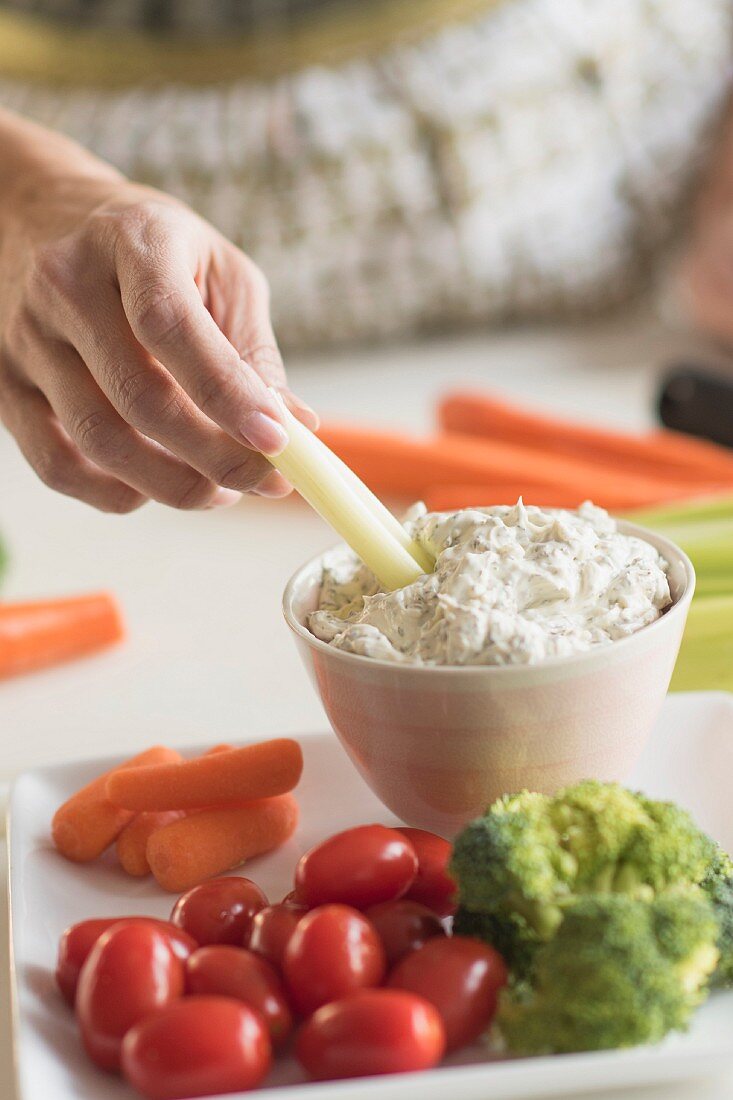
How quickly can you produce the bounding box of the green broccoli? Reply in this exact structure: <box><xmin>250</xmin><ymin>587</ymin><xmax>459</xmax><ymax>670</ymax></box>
<box><xmin>497</xmin><ymin>890</ymin><xmax>720</xmax><ymax>1054</ymax></box>
<box><xmin>701</xmin><ymin>846</ymin><xmax>733</xmax><ymax>987</ymax></box>
<box><xmin>450</xmin><ymin>780</ymin><xmax>720</xmax><ymax>977</ymax></box>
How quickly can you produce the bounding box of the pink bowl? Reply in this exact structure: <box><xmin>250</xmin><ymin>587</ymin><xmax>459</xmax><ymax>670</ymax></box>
<box><xmin>283</xmin><ymin>522</ymin><xmax>695</xmax><ymax>837</ymax></box>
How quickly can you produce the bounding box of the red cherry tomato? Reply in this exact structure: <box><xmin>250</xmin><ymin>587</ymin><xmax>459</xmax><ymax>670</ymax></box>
<box><xmin>365</xmin><ymin>900</ymin><xmax>446</xmax><ymax>966</ymax></box>
<box><xmin>281</xmin><ymin>888</ymin><xmax>307</xmax><ymax>908</ymax></box>
<box><xmin>283</xmin><ymin>904</ymin><xmax>386</xmax><ymax>1016</ymax></box>
<box><xmin>387</xmin><ymin>935</ymin><xmax>508</xmax><ymax>1051</ymax></box>
<box><xmin>397</xmin><ymin>828</ymin><xmax>457</xmax><ymax>917</ymax></box>
<box><xmin>186</xmin><ymin>946</ymin><xmax>292</xmax><ymax>1045</ymax></box>
<box><xmin>56</xmin><ymin>918</ymin><xmax>196</xmax><ymax>1006</ymax></box>
<box><xmin>295</xmin><ymin>825</ymin><xmax>417</xmax><ymax>910</ymax></box>
<box><xmin>122</xmin><ymin>996</ymin><xmax>271</xmax><ymax>1100</ymax></box>
<box><xmin>248</xmin><ymin>903</ymin><xmax>307</xmax><ymax>970</ymax></box>
<box><xmin>296</xmin><ymin>989</ymin><xmax>445</xmax><ymax>1081</ymax></box>
<box><xmin>76</xmin><ymin>922</ymin><xmax>185</xmax><ymax>1070</ymax></box>
<box><xmin>170</xmin><ymin>877</ymin><xmax>267</xmax><ymax>946</ymax></box>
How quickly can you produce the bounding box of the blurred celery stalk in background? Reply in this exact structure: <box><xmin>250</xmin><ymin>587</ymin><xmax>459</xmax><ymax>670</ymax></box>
<box><xmin>624</xmin><ymin>496</ymin><xmax>733</xmax><ymax>692</ymax></box>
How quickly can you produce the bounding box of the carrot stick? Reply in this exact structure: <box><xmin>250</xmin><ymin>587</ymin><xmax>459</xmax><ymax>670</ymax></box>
<box><xmin>316</xmin><ymin>423</ymin><xmax>723</xmax><ymax>504</ymax></box>
<box><xmin>115</xmin><ymin>811</ymin><xmax>186</xmax><ymax>876</ymax></box>
<box><xmin>52</xmin><ymin>746</ymin><xmax>182</xmax><ymax>863</ymax></box>
<box><xmin>425</xmin><ymin>485</ymin><xmax>607</xmax><ymax>512</ymax></box>
<box><xmin>106</xmin><ymin>738</ymin><xmax>303</xmax><ymax>812</ymax></box>
<box><xmin>146</xmin><ymin>793</ymin><xmax>299</xmax><ymax>893</ymax></box>
<box><xmin>422</xmin><ymin>481</ymin><xmax>730</xmax><ymax>513</ymax></box>
<box><xmin>115</xmin><ymin>744</ymin><xmax>235</xmax><ymax>876</ymax></box>
<box><xmin>438</xmin><ymin>392</ymin><xmax>733</xmax><ymax>483</ymax></box>
<box><xmin>0</xmin><ymin>591</ymin><xmax>124</xmax><ymax>679</ymax></box>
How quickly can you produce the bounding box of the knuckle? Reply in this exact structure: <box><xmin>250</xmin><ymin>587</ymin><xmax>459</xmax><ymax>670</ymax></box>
<box><xmin>28</xmin><ymin>245</ymin><xmax>76</xmax><ymax>304</ymax></box>
<box><xmin>244</xmin><ymin>260</ymin><xmax>269</xmax><ymax>298</ymax></box>
<box><xmin>72</xmin><ymin>410</ymin><xmax>126</xmax><ymax>464</ymax></box>
<box><xmin>129</xmin><ymin>282</ymin><xmax>189</xmax><ymax>347</ymax></box>
<box><xmin>240</xmin><ymin>341</ymin><xmax>282</xmax><ymax>375</ymax></box>
<box><xmin>111</xmin><ymin>365</ymin><xmax>171</xmax><ymax>427</ymax></box>
<box><xmin>214</xmin><ymin>453</ymin><xmax>264</xmax><ymax>491</ymax></box>
<box><xmin>32</xmin><ymin>443</ymin><xmax>80</xmax><ymax>493</ymax></box>
<box><xmin>168</xmin><ymin>474</ymin><xmax>216</xmax><ymax>510</ymax></box>
<box><xmin>194</xmin><ymin>370</ymin><xmax>238</xmax><ymax>420</ymax></box>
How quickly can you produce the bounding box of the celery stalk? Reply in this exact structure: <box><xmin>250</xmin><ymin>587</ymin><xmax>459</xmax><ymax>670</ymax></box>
<box><xmin>266</xmin><ymin>401</ymin><xmax>426</xmax><ymax>591</ymax></box>
<box><xmin>671</xmin><ymin>596</ymin><xmax>733</xmax><ymax>693</ymax></box>
<box><xmin>309</xmin><ymin>431</ymin><xmax>434</xmax><ymax>574</ymax></box>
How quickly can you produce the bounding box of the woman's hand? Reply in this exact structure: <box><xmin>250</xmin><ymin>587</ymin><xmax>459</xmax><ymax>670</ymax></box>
<box><xmin>0</xmin><ymin>162</ymin><xmax>316</xmax><ymax>512</ymax></box>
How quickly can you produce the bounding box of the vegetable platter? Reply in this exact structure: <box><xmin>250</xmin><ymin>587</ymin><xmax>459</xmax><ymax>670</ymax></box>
<box><xmin>8</xmin><ymin>693</ymin><xmax>733</xmax><ymax>1100</ymax></box>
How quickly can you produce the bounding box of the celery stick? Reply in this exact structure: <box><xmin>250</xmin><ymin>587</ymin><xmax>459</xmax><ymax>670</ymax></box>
<box><xmin>671</xmin><ymin>596</ymin><xmax>733</xmax><ymax>693</ymax></box>
<box><xmin>266</xmin><ymin>403</ymin><xmax>426</xmax><ymax>591</ymax></box>
<box><xmin>308</xmin><ymin>430</ymin><xmax>434</xmax><ymax>574</ymax></box>
<box><xmin>623</xmin><ymin>495</ymin><xmax>733</xmax><ymax>529</ymax></box>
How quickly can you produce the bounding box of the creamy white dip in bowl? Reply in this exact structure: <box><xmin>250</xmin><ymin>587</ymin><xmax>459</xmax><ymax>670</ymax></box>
<box><xmin>283</xmin><ymin>511</ymin><xmax>695</xmax><ymax>837</ymax></box>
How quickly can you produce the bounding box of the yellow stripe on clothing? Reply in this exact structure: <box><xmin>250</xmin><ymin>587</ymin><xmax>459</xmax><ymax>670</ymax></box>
<box><xmin>0</xmin><ymin>1</ymin><xmax>502</xmax><ymax>87</ymax></box>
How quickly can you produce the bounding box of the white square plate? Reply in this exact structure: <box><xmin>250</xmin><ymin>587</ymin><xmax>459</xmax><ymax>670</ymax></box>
<box><xmin>8</xmin><ymin>692</ymin><xmax>733</xmax><ymax>1100</ymax></box>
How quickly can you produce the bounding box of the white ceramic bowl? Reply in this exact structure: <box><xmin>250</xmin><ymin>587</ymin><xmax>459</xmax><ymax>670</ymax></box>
<box><xmin>283</xmin><ymin>522</ymin><xmax>695</xmax><ymax>837</ymax></box>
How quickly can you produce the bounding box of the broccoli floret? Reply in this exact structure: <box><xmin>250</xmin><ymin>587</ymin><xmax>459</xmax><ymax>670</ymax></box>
<box><xmin>497</xmin><ymin>890</ymin><xmax>720</xmax><ymax>1054</ymax></box>
<box><xmin>701</xmin><ymin>847</ymin><xmax>733</xmax><ymax>987</ymax></box>
<box><xmin>450</xmin><ymin>780</ymin><xmax>722</xmax><ymax>976</ymax></box>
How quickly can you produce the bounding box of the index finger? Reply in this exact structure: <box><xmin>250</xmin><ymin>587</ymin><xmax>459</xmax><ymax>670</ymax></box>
<box><xmin>117</xmin><ymin>246</ymin><xmax>288</xmax><ymax>456</ymax></box>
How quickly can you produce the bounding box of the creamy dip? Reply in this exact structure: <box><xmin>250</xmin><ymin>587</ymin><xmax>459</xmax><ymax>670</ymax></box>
<box><xmin>308</xmin><ymin>501</ymin><xmax>672</xmax><ymax>666</ymax></box>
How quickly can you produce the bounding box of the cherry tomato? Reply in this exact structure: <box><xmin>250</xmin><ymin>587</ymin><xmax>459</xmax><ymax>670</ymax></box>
<box><xmin>295</xmin><ymin>825</ymin><xmax>417</xmax><ymax>910</ymax></box>
<box><xmin>122</xmin><ymin>996</ymin><xmax>270</xmax><ymax>1100</ymax></box>
<box><xmin>365</xmin><ymin>900</ymin><xmax>445</xmax><ymax>966</ymax></box>
<box><xmin>283</xmin><ymin>904</ymin><xmax>386</xmax><ymax>1016</ymax></box>
<box><xmin>247</xmin><ymin>903</ymin><xmax>307</xmax><ymax>970</ymax></box>
<box><xmin>296</xmin><ymin>989</ymin><xmax>445</xmax><ymax>1080</ymax></box>
<box><xmin>76</xmin><ymin>921</ymin><xmax>185</xmax><ymax>1070</ymax></box>
<box><xmin>387</xmin><ymin>935</ymin><xmax>508</xmax><ymax>1051</ymax></box>
<box><xmin>186</xmin><ymin>946</ymin><xmax>292</xmax><ymax>1045</ymax></box>
<box><xmin>397</xmin><ymin>828</ymin><xmax>457</xmax><ymax>917</ymax></box>
<box><xmin>170</xmin><ymin>877</ymin><xmax>267</xmax><ymax>946</ymax></box>
<box><xmin>280</xmin><ymin>888</ymin><xmax>307</xmax><ymax>908</ymax></box>
<box><xmin>56</xmin><ymin>918</ymin><xmax>196</xmax><ymax>1006</ymax></box>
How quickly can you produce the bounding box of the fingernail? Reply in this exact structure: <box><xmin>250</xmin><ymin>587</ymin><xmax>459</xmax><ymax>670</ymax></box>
<box><xmin>241</xmin><ymin>411</ymin><xmax>289</xmax><ymax>455</ymax></box>
<box><xmin>254</xmin><ymin>470</ymin><xmax>292</xmax><ymax>498</ymax></box>
<box><xmin>208</xmin><ymin>488</ymin><xmax>242</xmax><ymax>508</ymax></box>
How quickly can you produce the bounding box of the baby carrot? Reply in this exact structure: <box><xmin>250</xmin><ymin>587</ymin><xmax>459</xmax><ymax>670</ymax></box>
<box><xmin>115</xmin><ymin>745</ymin><xmax>235</xmax><ymax>876</ymax></box>
<box><xmin>106</xmin><ymin>738</ymin><xmax>303</xmax><ymax>812</ymax></box>
<box><xmin>146</xmin><ymin>793</ymin><xmax>299</xmax><ymax>893</ymax></box>
<box><xmin>115</xmin><ymin>811</ymin><xmax>186</xmax><ymax>876</ymax></box>
<box><xmin>52</xmin><ymin>745</ymin><xmax>182</xmax><ymax>863</ymax></box>
<box><xmin>0</xmin><ymin>592</ymin><xmax>124</xmax><ymax>680</ymax></box>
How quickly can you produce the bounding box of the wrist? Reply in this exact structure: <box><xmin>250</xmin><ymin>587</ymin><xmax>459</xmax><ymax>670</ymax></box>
<box><xmin>0</xmin><ymin>108</ymin><xmax>124</xmax><ymax>241</ymax></box>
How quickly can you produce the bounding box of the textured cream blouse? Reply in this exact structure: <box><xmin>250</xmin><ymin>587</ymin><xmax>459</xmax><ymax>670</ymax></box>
<box><xmin>0</xmin><ymin>0</ymin><xmax>731</xmax><ymax>349</ymax></box>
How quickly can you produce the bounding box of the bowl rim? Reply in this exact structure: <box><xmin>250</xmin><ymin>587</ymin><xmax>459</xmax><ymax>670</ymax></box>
<box><xmin>282</xmin><ymin>518</ymin><xmax>696</xmax><ymax>678</ymax></box>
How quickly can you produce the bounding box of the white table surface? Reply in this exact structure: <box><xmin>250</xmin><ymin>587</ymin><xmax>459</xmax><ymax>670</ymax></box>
<box><xmin>1</xmin><ymin>302</ymin><xmax>730</xmax><ymax>1100</ymax></box>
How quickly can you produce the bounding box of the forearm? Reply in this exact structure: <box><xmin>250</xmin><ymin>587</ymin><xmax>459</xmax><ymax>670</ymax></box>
<box><xmin>0</xmin><ymin>107</ymin><xmax>123</xmax><ymax>241</ymax></box>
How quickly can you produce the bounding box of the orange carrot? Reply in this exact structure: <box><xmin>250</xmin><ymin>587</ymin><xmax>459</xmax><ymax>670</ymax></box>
<box><xmin>106</xmin><ymin>738</ymin><xmax>303</xmax><ymax>812</ymax></box>
<box><xmin>115</xmin><ymin>811</ymin><xmax>185</xmax><ymax>876</ymax></box>
<box><xmin>425</xmin><ymin>485</ymin><xmax>606</xmax><ymax>512</ymax></box>
<box><xmin>422</xmin><ymin>481</ymin><xmax>733</xmax><ymax>513</ymax></box>
<box><xmin>52</xmin><ymin>746</ymin><xmax>182</xmax><ymax>863</ymax></box>
<box><xmin>0</xmin><ymin>592</ymin><xmax>124</xmax><ymax>679</ymax></box>
<box><xmin>114</xmin><ymin>744</ymin><xmax>235</xmax><ymax>876</ymax></box>
<box><xmin>316</xmin><ymin>423</ymin><xmax>722</xmax><ymax>504</ymax></box>
<box><xmin>438</xmin><ymin>391</ymin><xmax>733</xmax><ymax>483</ymax></box>
<box><xmin>146</xmin><ymin>793</ymin><xmax>299</xmax><ymax>893</ymax></box>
